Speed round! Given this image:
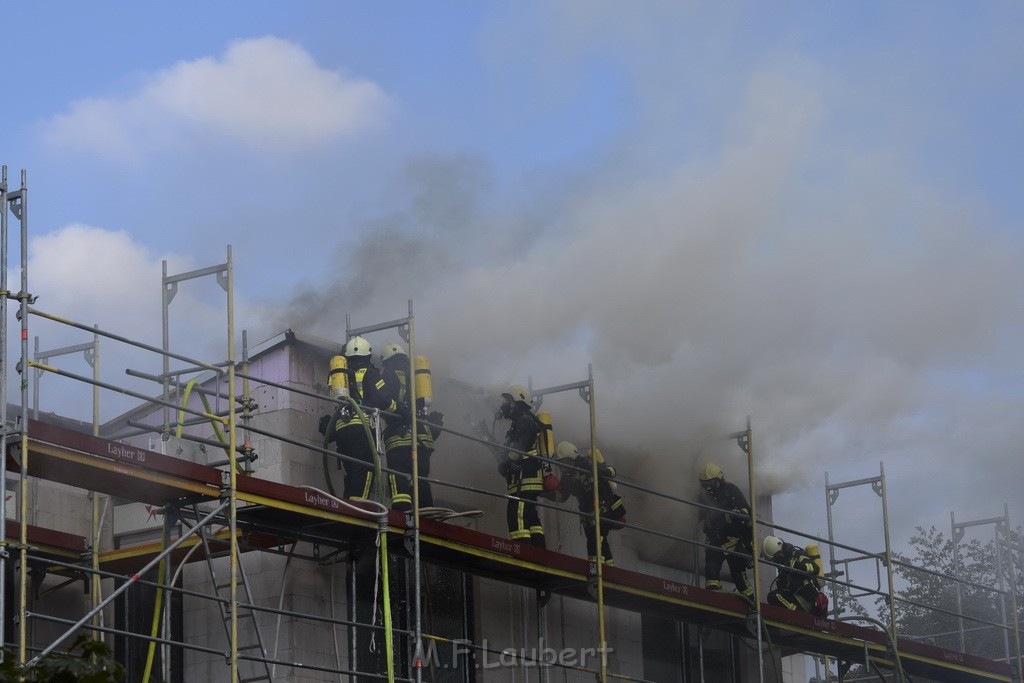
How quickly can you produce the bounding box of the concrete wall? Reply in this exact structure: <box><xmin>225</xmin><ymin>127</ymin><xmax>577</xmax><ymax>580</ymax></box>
<box><xmin>472</xmin><ymin>580</ymin><xmax>646</xmax><ymax>683</ymax></box>
<box><xmin>10</xmin><ymin>478</ymin><xmax>99</xmax><ymax>653</ymax></box>
<box><xmin>180</xmin><ymin>548</ymin><xmax>351</xmax><ymax>682</ymax></box>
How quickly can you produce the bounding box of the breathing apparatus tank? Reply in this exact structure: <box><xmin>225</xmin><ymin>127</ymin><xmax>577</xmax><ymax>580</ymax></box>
<box><xmin>535</xmin><ymin>411</ymin><xmax>560</xmax><ymax>492</ymax></box>
<box><xmin>328</xmin><ymin>355</ymin><xmax>349</xmax><ymax>398</ymax></box>
<box><xmin>806</xmin><ymin>543</ymin><xmax>825</xmax><ymax>589</ymax></box>
<box><xmin>414</xmin><ymin>355</ymin><xmax>432</xmax><ymax>409</ymax></box>
<box><xmin>586</xmin><ymin>447</ymin><xmax>616</xmax><ymax>490</ymax></box>
<box><xmin>536</xmin><ymin>411</ymin><xmax>554</xmax><ymax>457</ymax></box>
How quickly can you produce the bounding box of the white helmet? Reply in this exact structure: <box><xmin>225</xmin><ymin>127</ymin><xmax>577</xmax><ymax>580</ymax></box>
<box><xmin>556</xmin><ymin>441</ymin><xmax>579</xmax><ymax>460</ymax></box>
<box><xmin>763</xmin><ymin>535</ymin><xmax>784</xmax><ymax>559</ymax></box>
<box><xmin>344</xmin><ymin>336</ymin><xmax>372</xmax><ymax>357</ymax></box>
<box><xmin>380</xmin><ymin>342</ymin><xmax>406</xmax><ymax>362</ymax></box>
<box><xmin>502</xmin><ymin>384</ymin><xmax>532</xmax><ymax>406</ymax></box>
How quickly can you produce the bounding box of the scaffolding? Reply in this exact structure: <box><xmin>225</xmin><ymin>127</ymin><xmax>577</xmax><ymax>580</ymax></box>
<box><xmin>1</xmin><ymin>166</ymin><xmax>1022</xmax><ymax>682</ymax></box>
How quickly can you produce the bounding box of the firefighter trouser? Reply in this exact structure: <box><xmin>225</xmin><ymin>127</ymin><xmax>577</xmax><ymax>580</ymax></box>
<box><xmin>704</xmin><ymin>534</ymin><xmax>753</xmax><ymax>595</ymax></box>
<box><xmin>387</xmin><ymin>446</ymin><xmax>433</xmax><ymax>512</ymax></box>
<box><xmin>768</xmin><ymin>583</ymin><xmax>818</xmax><ymax>613</ymax></box>
<box><xmin>336</xmin><ymin>427</ymin><xmax>376</xmax><ymax>501</ymax></box>
<box><xmin>583</xmin><ymin>520</ymin><xmax>613</xmax><ymax>565</ymax></box>
<box><xmin>507</xmin><ymin>493</ymin><xmax>545</xmax><ymax>548</ymax></box>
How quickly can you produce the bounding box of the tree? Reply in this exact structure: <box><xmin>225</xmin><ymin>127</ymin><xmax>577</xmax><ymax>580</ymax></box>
<box><xmin>0</xmin><ymin>635</ymin><xmax>125</xmax><ymax>682</ymax></box>
<box><xmin>879</xmin><ymin>525</ymin><xmax>1023</xmax><ymax>661</ymax></box>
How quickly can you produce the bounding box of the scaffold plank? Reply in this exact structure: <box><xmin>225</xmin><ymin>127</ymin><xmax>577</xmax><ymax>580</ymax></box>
<box><xmin>5</xmin><ymin>419</ymin><xmax>1014</xmax><ymax>682</ymax></box>
<box><xmin>3</xmin><ymin>520</ymin><xmax>86</xmax><ymax>559</ymax></box>
<box><xmin>6</xmin><ymin>420</ymin><xmax>221</xmax><ymax>504</ymax></box>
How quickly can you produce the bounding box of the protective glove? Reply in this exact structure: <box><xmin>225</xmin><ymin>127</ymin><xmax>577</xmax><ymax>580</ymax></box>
<box><xmin>498</xmin><ymin>458</ymin><xmax>522</xmax><ymax>478</ymax></box>
<box><xmin>318</xmin><ymin>414</ymin><xmax>331</xmax><ymax>436</ymax></box>
<box><xmin>732</xmin><ymin>509</ymin><xmax>752</xmax><ymax>526</ymax></box>
<box><xmin>428</xmin><ymin>411</ymin><xmax>445</xmax><ymax>426</ymax></box>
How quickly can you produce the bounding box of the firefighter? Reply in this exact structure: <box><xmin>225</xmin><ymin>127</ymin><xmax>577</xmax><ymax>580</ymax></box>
<box><xmin>554</xmin><ymin>442</ymin><xmax>627</xmax><ymax>566</ymax></box>
<box><xmin>762</xmin><ymin>535</ymin><xmax>823</xmax><ymax>614</ymax></box>
<box><xmin>496</xmin><ymin>385</ymin><xmax>546</xmax><ymax>547</ymax></box>
<box><xmin>378</xmin><ymin>342</ymin><xmax>443</xmax><ymax>513</ymax></box>
<box><xmin>317</xmin><ymin>336</ymin><xmax>388</xmax><ymax>500</ymax></box>
<box><xmin>698</xmin><ymin>462</ymin><xmax>754</xmax><ymax>597</ymax></box>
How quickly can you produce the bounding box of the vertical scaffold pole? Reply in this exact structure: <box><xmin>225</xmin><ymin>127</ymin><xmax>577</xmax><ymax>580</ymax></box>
<box><xmin>15</xmin><ymin>169</ymin><xmax>30</xmax><ymax>664</ymax></box>
<box><xmin>951</xmin><ymin>511</ymin><xmax>967</xmax><ymax>652</ymax></box>
<box><xmin>91</xmin><ymin>327</ymin><xmax>100</xmax><ymax>433</ymax></box>
<box><xmin>744</xmin><ymin>416</ymin><xmax>764</xmax><ymax>683</ymax></box>
<box><xmin>161</xmin><ymin>260</ymin><xmax>170</xmax><ymax>437</ymax></box>
<box><xmin>995</xmin><ymin>522</ymin><xmax>1011</xmax><ymax>664</ymax></box>
<box><xmin>408</xmin><ymin>299</ymin><xmax>424</xmax><ymax>682</ymax></box>
<box><xmin>349</xmin><ymin>556</ymin><xmax>358</xmax><ymax>676</ymax></box>
<box><xmin>31</xmin><ymin>337</ymin><xmax>38</xmax><ymax>420</ymax></box>
<box><xmin>0</xmin><ymin>165</ymin><xmax>9</xmax><ymax>658</ymax></box>
<box><xmin>241</xmin><ymin>331</ymin><xmax>252</xmax><ymax>474</ymax></box>
<box><xmin>1004</xmin><ymin>504</ymin><xmax>1022</xmax><ymax>677</ymax></box>
<box><xmin>587</xmin><ymin>364</ymin><xmax>607</xmax><ymax>683</ymax></box>
<box><xmin>880</xmin><ymin>463</ymin><xmax>897</xmax><ymax>637</ymax></box>
<box><xmin>91</xmin><ymin>325</ymin><xmax>102</xmax><ymax>639</ymax></box>
<box><xmin>824</xmin><ymin>471</ymin><xmax>836</xmax><ymax>615</ymax></box>
<box><xmin>226</xmin><ymin>245</ymin><xmax>239</xmax><ymax>683</ymax></box>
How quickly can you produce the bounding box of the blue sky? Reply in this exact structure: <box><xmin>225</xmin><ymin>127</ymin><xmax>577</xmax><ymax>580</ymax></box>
<box><xmin>3</xmin><ymin>2</ymin><xmax>1024</xmax><ymax>572</ymax></box>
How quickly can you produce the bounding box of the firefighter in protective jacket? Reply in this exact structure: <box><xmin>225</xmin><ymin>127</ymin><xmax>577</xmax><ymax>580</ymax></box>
<box><xmin>763</xmin><ymin>535</ymin><xmax>823</xmax><ymax>614</ymax></box>
<box><xmin>378</xmin><ymin>343</ymin><xmax>444</xmax><ymax>513</ymax></box>
<box><xmin>496</xmin><ymin>385</ymin><xmax>546</xmax><ymax>547</ymax></box>
<box><xmin>554</xmin><ymin>442</ymin><xmax>627</xmax><ymax>565</ymax></box>
<box><xmin>698</xmin><ymin>462</ymin><xmax>754</xmax><ymax>597</ymax></box>
<box><xmin>317</xmin><ymin>336</ymin><xmax>388</xmax><ymax>500</ymax></box>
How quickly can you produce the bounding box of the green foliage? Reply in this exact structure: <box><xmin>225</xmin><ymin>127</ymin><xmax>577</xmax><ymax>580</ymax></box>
<box><xmin>879</xmin><ymin>525</ymin><xmax>1023</xmax><ymax>660</ymax></box>
<box><xmin>0</xmin><ymin>635</ymin><xmax>125</xmax><ymax>682</ymax></box>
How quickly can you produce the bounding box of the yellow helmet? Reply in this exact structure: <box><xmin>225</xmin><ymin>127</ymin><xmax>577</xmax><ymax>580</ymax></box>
<box><xmin>698</xmin><ymin>462</ymin><xmax>724</xmax><ymax>482</ymax></box>
<box><xmin>344</xmin><ymin>336</ymin><xmax>372</xmax><ymax>357</ymax></box>
<box><xmin>584</xmin><ymin>448</ymin><xmax>605</xmax><ymax>464</ymax></box>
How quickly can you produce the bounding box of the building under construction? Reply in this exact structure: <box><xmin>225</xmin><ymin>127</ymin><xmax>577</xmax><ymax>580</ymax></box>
<box><xmin>1</xmin><ymin>168</ymin><xmax>1021</xmax><ymax>682</ymax></box>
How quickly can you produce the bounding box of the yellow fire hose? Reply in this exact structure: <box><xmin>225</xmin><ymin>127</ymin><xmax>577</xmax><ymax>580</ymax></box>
<box><xmin>322</xmin><ymin>396</ymin><xmax>394</xmax><ymax>682</ymax></box>
<box><xmin>177</xmin><ymin>379</ymin><xmax>245</xmax><ymax>472</ymax></box>
<box><xmin>141</xmin><ymin>515</ymin><xmax>171</xmax><ymax>683</ymax></box>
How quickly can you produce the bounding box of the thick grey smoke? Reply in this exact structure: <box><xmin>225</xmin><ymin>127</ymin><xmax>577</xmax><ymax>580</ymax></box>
<box><xmin>262</xmin><ymin>19</ymin><xmax>1024</xmax><ymax>556</ymax></box>
<box><xmin>260</xmin><ymin>5</ymin><xmax>1024</xmax><ymax>557</ymax></box>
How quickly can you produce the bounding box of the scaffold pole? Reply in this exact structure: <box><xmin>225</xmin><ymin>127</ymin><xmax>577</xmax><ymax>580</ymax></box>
<box><xmin>0</xmin><ymin>165</ymin><xmax>9</xmax><ymax>660</ymax></box>
<box><xmin>15</xmin><ymin>168</ymin><xmax>30</xmax><ymax>665</ymax></box>
<box><xmin>25</xmin><ymin>499</ymin><xmax>230</xmax><ymax>668</ymax></box>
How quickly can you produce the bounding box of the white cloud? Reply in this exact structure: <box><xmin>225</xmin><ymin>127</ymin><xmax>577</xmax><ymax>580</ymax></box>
<box><xmin>18</xmin><ymin>225</ymin><xmax>239</xmax><ymax>421</ymax></box>
<box><xmin>29</xmin><ymin>225</ymin><xmax>172</xmax><ymax>334</ymax></box>
<box><xmin>40</xmin><ymin>36</ymin><xmax>391</xmax><ymax>162</ymax></box>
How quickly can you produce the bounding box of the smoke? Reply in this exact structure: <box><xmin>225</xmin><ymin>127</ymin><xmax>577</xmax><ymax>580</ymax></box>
<box><xmin>7</xmin><ymin>2</ymin><xmax>1020</xmax><ymax>579</ymax></box>
<box><xmin>258</xmin><ymin>44</ymin><xmax>1024</xmax><ymax>556</ymax></box>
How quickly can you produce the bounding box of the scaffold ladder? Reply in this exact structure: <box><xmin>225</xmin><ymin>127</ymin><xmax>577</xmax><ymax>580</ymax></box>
<box><xmin>195</xmin><ymin>513</ymin><xmax>272</xmax><ymax>683</ymax></box>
